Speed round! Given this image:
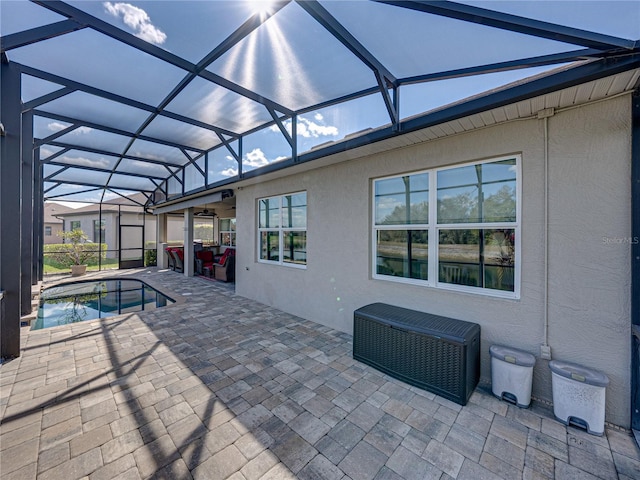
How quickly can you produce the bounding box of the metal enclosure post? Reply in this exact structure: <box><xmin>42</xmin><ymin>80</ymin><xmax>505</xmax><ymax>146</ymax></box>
<box><xmin>631</xmin><ymin>89</ymin><xmax>640</xmax><ymax>431</ymax></box>
<box><xmin>142</xmin><ymin>204</ymin><xmax>146</xmax><ymax>267</ymax></box>
<box><xmin>33</xmin><ymin>146</ymin><xmax>42</xmax><ymax>283</ymax></box>
<box><xmin>98</xmin><ymin>203</ymin><xmax>103</xmax><ymax>270</ymax></box>
<box><xmin>184</xmin><ymin>208</ymin><xmax>194</xmax><ymax>277</ymax></box>
<box><xmin>0</xmin><ymin>61</ymin><xmax>23</xmax><ymax>358</ymax></box>
<box><xmin>37</xmin><ymin>159</ymin><xmax>44</xmax><ymax>281</ymax></box>
<box><xmin>21</xmin><ymin>110</ymin><xmax>33</xmax><ymax>315</ymax></box>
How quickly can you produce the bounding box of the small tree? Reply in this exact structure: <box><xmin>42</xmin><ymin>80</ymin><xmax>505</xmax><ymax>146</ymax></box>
<box><xmin>54</xmin><ymin>229</ymin><xmax>100</xmax><ymax>267</ymax></box>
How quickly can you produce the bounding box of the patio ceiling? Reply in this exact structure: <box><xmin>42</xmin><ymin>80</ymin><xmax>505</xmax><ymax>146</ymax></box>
<box><xmin>2</xmin><ymin>0</ymin><xmax>639</xmax><ymax>207</ymax></box>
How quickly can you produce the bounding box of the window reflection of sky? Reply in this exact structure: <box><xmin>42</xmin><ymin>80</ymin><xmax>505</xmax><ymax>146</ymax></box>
<box><xmin>375</xmin><ymin>174</ymin><xmax>429</xmax><ymax>225</ymax></box>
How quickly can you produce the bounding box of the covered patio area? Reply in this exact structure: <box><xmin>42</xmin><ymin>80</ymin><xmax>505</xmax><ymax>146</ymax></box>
<box><xmin>1</xmin><ymin>269</ymin><xmax>638</xmax><ymax>479</ymax></box>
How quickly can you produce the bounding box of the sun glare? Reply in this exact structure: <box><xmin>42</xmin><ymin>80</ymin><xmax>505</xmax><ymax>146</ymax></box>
<box><xmin>247</xmin><ymin>0</ymin><xmax>274</xmax><ymax>18</ymax></box>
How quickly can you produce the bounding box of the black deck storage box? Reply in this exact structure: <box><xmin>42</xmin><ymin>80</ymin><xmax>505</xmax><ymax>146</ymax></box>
<box><xmin>353</xmin><ymin>303</ymin><xmax>481</xmax><ymax>406</ymax></box>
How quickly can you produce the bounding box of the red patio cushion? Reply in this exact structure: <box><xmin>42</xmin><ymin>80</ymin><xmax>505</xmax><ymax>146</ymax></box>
<box><xmin>218</xmin><ymin>250</ymin><xmax>229</xmax><ymax>266</ymax></box>
<box><xmin>196</xmin><ymin>250</ymin><xmax>214</xmax><ymax>262</ymax></box>
<box><xmin>217</xmin><ymin>248</ymin><xmax>235</xmax><ymax>267</ymax></box>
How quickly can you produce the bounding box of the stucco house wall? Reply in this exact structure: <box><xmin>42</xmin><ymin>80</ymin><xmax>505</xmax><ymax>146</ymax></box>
<box><xmin>44</xmin><ymin>202</ymin><xmax>74</xmax><ymax>244</ymax></box>
<box><xmin>58</xmin><ymin>210</ymin><xmax>156</xmax><ymax>259</ymax></box>
<box><xmin>43</xmin><ymin>221</ymin><xmax>64</xmax><ymax>244</ymax></box>
<box><xmin>61</xmin><ymin>213</ymin><xmax>118</xmax><ymax>257</ymax></box>
<box><xmin>234</xmin><ymin>95</ymin><xmax>632</xmax><ymax>428</ymax></box>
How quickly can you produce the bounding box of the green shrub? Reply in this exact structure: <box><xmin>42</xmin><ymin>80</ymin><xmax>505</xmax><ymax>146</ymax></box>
<box><xmin>144</xmin><ymin>249</ymin><xmax>157</xmax><ymax>267</ymax></box>
<box><xmin>44</xmin><ymin>237</ymin><xmax>107</xmax><ymax>268</ymax></box>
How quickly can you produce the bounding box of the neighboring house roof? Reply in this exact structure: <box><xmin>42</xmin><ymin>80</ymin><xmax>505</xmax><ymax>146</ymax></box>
<box><xmin>43</xmin><ymin>202</ymin><xmax>75</xmax><ymax>224</ymax></box>
<box><xmin>55</xmin><ymin>193</ymin><xmax>149</xmax><ymax>217</ymax></box>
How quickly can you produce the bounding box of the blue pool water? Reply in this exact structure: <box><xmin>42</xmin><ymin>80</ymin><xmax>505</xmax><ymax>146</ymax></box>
<box><xmin>33</xmin><ymin>279</ymin><xmax>174</xmax><ymax>330</ymax></box>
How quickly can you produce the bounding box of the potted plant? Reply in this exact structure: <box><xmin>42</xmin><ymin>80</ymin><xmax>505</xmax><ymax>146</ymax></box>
<box><xmin>55</xmin><ymin>228</ymin><xmax>99</xmax><ymax>276</ymax></box>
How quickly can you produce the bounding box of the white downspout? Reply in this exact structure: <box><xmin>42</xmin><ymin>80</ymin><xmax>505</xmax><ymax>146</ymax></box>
<box><xmin>538</xmin><ymin>108</ymin><xmax>554</xmax><ymax>359</ymax></box>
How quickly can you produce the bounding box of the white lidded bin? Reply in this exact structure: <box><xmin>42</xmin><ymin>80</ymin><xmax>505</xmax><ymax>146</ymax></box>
<box><xmin>490</xmin><ymin>345</ymin><xmax>536</xmax><ymax>408</ymax></box>
<box><xmin>549</xmin><ymin>360</ymin><xmax>609</xmax><ymax>436</ymax></box>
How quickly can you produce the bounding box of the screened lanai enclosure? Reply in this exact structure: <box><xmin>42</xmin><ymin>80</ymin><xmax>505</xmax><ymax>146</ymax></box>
<box><xmin>1</xmin><ymin>0</ymin><xmax>640</xmax><ymax>430</ymax></box>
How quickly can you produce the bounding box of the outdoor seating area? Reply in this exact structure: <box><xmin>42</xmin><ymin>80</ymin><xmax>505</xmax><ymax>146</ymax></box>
<box><xmin>1</xmin><ymin>268</ymin><xmax>638</xmax><ymax>480</ymax></box>
<box><xmin>165</xmin><ymin>246</ymin><xmax>236</xmax><ymax>283</ymax></box>
<box><xmin>196</xmin><ymin>248</ymin><xmax>236</xmax><ymax>282</ymax></box>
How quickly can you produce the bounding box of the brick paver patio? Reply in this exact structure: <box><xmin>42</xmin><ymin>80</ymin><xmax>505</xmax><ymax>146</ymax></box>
<box><xmin>1</xmin><ymin>268</ymin><xmax>638</xmax><ymax>479</ymax></box>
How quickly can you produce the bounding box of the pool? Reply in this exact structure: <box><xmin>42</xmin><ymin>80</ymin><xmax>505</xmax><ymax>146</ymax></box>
<box><xmin>32</xmin><ymin>279</ymin><xmax>174</xmax><ymax>330</ymax></box>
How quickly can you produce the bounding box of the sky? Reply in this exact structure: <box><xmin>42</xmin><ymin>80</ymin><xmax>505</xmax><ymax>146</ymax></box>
<box><xmin>2</xmin><ymin>0</ymin><xmax>639</xmax><ymax>204</ymax></box>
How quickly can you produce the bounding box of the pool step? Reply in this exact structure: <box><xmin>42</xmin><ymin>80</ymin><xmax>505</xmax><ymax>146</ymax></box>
<box><xmin>20</xmin><ymin>282</ymin><xmax>43</xmax><ymax>327</ymax></box>
<box><xmin>21</xmin><ymin>311</ymin><xmax>37</xmax><ymax>327</ymax></box>
<box><xmin>32</xmin><ymin>282</ymin><xmax>42</xmax><ymax>300</ymax></box>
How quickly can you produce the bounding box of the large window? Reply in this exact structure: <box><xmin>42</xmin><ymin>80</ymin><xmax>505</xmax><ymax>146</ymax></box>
<box><xmin>258</xmin><ymin>192</ymin><xmax>307</xmax><ymax>267</ymax></box>
<box><xmin>219</xmin><ymin>218</ymin><xmax>236</xmax><ymax>247</ymax></box>
<box><xmin>373</xmin><ymin>156</ymin><xmax>519</xmax><ymax>297</ymax></box>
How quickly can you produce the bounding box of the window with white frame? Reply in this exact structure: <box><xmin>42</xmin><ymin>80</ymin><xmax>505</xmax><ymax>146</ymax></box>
<box><xmin>373</xmin><ymin>156</ymin><xmax>519</xmax><ymax>297</ymax></box>
<box><xmin>258</xmin><ymin>192</ymin><xmax>307</xmax><ymax>267</ymax></box>
<box><xmin>219</xmin><ymin>218</ymin><xmax>236</xmax><ymax>247</ymax></box>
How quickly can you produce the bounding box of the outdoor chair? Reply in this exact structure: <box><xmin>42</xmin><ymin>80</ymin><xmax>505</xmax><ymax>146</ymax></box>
<box><xmin>165</xmin><ymin>247</ymin><xmax>175</xmax><ymax>270</ymax></box>
<box><xmin>171</xmin><ymin>248</ymin><xmax>184</xmax><ymax>273</ymax></box>
<box><xmin>195</xmin><ymin>249</ymin><xmax>222</xmax><ymax>276</ymax></box>
<box><xmin>213</xmin><ymin>248</ymin><xmax>236</xmax><ymax>282</ymax></box>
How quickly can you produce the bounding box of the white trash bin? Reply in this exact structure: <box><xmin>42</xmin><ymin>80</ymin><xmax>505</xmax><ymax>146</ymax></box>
<box><xmin>490</xmin><ymin>345</ymin><xmax>535</xmax><ymax>408</ymax></box>
<box><xmin>549</xmin><ymin>360</ymin><xmax>609</xmax><ymax>436</ymax></box>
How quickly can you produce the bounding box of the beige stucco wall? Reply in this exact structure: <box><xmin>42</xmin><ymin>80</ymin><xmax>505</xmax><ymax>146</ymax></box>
<box><xmin>61</xmin><ymin>212</ymin><xmax>156</xmax><ymax>258</ymax></box>
<box><xmin>235</xmin><ymin>95</ymin><xmax>632</xmax><ymax>427</ymax></box>
<box><xmin>43</xmin><ymin>223</ymin><xmax>64</xmax><ymax>244</ymax></box>
<box><xmin>64</xmin><ymin>213</ymin><xmax>118</xmax><ymax>258</ymax></box>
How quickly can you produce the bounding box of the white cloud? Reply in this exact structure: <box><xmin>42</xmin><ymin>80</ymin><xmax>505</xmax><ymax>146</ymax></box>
<box><xmin>47</xmin><ymin>122</ymin><xmax>69</xmax><ymax>132</ymax></box>
<box><xmin>131</xmin><ymin>150</ymin><xmax>165</xmax><ymax>162</ymax></box>
<box><xmin>298</xmin><ymin>117</ymin><xmax>338</xmax><ymax>138</ymax></box>
<box><xmin>61</xmin><ymin>155</ymin><xmax>110</xmax><ymax>169</ymax></box>
<box><xmin>104</xmin><ymin>2</ymin><xmax>167</xmax><ymax>45</ymax></box>
<box><xmin>47</xmin><ymin>123</ymin><xmax>92</xmax><ymax>135</ymax></box>
<box><xmin>220</xmin><ymin>167</ymin><xmax>238</xmax><ymax>177</ymax></box>
<box><xmin>72</xmin><ymin>126</ymin><xmax>93</xmax><ymax>135</ymax></box>
<box><xmin>243</xmin><ymin>148</ymin><xmax>269</xmax><ymax>168</ymax></box>
<box><xmin>269</xmin><ymin>115</ymin><xmax>338</xmax><ymax>139</ymax></box>
<box><xmin>40</xmin><ymin>147</ymin><xmax>55</xmax><ymax>159</ymax></box>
